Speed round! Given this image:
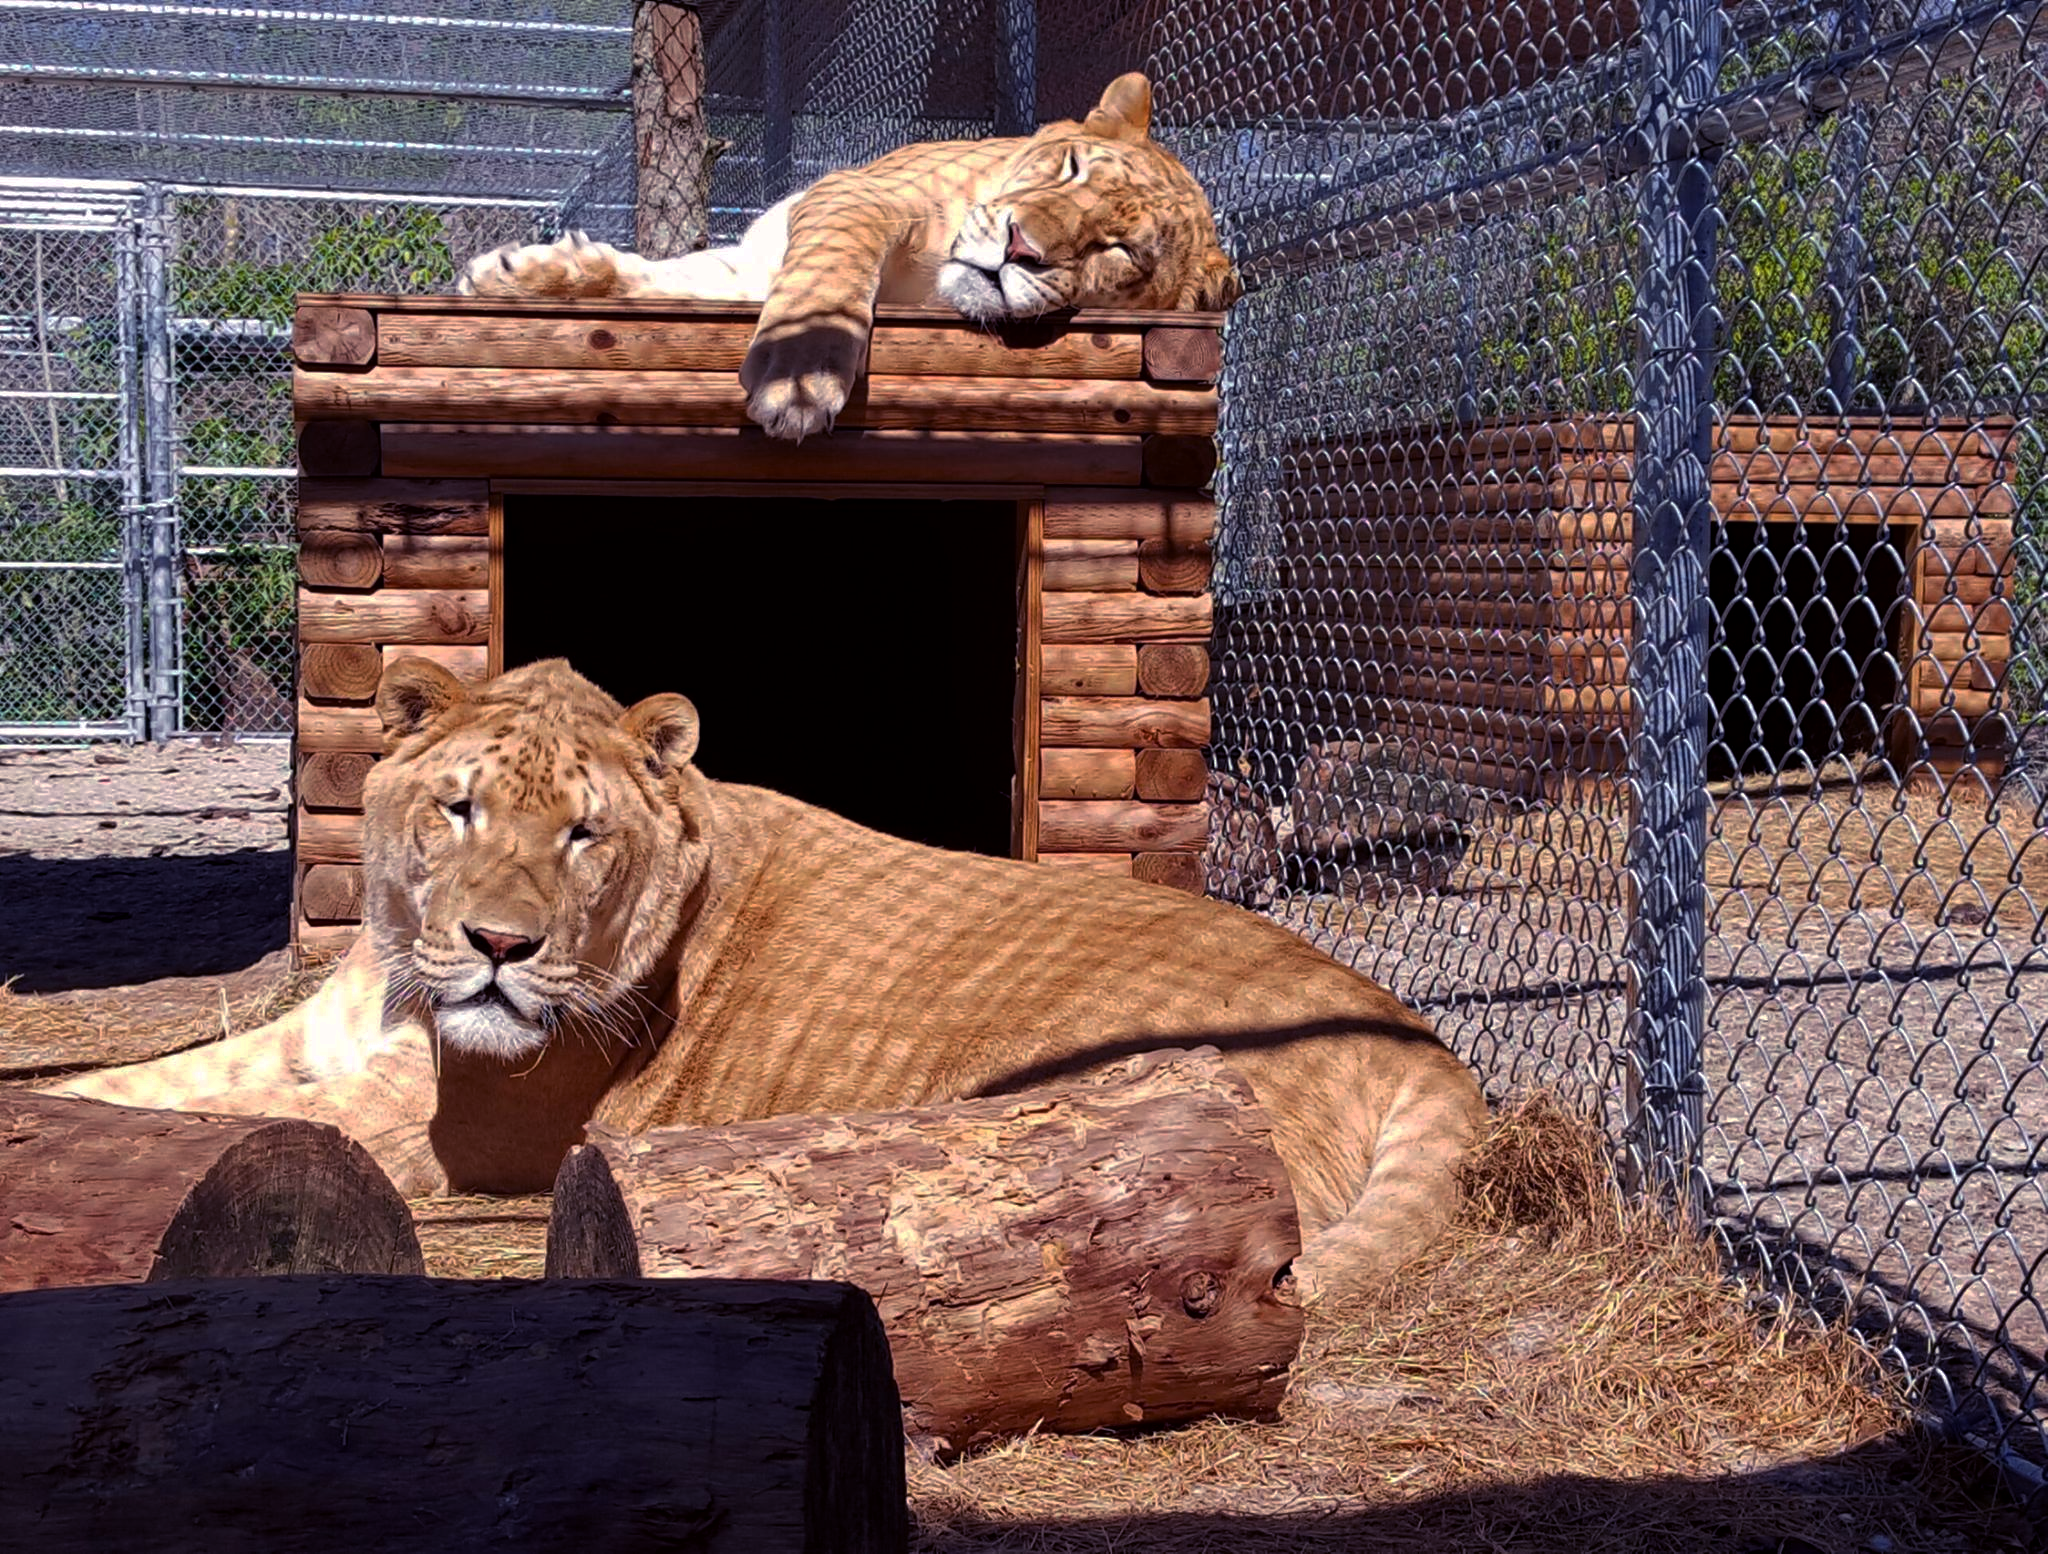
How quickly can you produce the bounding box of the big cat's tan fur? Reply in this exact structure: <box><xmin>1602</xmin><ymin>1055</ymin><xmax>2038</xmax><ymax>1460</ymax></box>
<box><xmin>44</xmin><ymin>660</ymin><xmax>1486</xmax><ymax>1304</ymax></box>
<box><xmin>458</xmin><ymin>72</ymin><xmax>1242</xmax><ymax>441</ymax></box>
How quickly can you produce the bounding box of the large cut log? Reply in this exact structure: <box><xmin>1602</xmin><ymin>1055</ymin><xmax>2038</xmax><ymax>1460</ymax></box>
<box><xmin>1041</xmin><ymin>643</ymin><xmax>1138</xmax><ymax>695</ymax></box>
<box><xmin>297</xmin><ymin>587</ymin><xmax>491</xmax><ymax>645</ymax></box>
<box><xmin>381</xmin><ymin>424</ymin><xmax>1145</xmax><ymax>485</ymax></box>
<box><xmin>296</xmin><ymin>366</ymin><xmax>1217</xmax><ymax>436</ymax></box>
<box><xmin>548</xmin><ymin>1049</ymin><xmax>1304</xmax><ymax>1455</ymax></box>
<box><xmin>1040</xmin><ymin>694</ymin><xmax>1212</xmax><ymax>748</ymax></box>
<box><xmin>0</xmin><ymin>1093</ymin><xmax>421</xmax><ymax>1290</ymax></box>
<box><xmin>1042</xmin><ymin>591</ymin><xmax>1212</xmax><ymax>644</ymax></box>
<box><xmin>1044</xmin><ymin>488</ymin><xmax>1217</xmax><ymax>544</ymax></box>
<box><xmin>1038</xmin><ymin>798</ymin><xmax>1208</xmax><ymax>853</ymax></box>
<box><xmin>373</xmin><ymin>312</ymin><xmax>1146</xmax><ymax>379</ymax></box>
<box><xmin>0</xmin><ymin>1276</ymin><xmax>906</xmax><ymax>1553</ymax></box>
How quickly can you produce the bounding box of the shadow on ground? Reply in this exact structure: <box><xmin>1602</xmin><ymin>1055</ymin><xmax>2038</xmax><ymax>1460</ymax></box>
<box><xmin>911</xmin><ymin>1433</ymin><xmax>2034</xmax><ymax>1554</ymax></box>
<box><xmin>0</xmin><ymin>849</ymin><xmax>289</xmax><ymax>993</ymax></box>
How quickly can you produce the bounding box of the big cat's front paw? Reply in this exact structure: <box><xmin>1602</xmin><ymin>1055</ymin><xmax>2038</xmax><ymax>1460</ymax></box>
<box><xmin>458</xmin><ymin>232</ymin><xmax>624</xmax><ymax>299</ymax></box>
<box><xmin>738</xmin><ymin>322</ymin><xmax>866</xmax><ymax>442</ymax></box>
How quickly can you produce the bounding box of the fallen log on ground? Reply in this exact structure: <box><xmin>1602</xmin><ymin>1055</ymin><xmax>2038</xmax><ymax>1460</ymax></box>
<box><xmin>548</xmin><ymin>1047</ymin><xmax>1305</xmax><ymax>1455</ymax></box>
<box><xmin>0</xmin><ymin>1275</ymin><xmax>906</xmax><ymax>1553</ymax></box>
<box><xmin>0</xmin><ymin>1091</ymin><xmax>422</xmax><ymax>1289</ymax></box>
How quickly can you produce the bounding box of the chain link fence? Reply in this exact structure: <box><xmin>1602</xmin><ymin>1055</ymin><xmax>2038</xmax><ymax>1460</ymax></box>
<box><xmin>1154</xmin><ymin>0</ymin><xmax>2048</xmax><ymax>1477</ymax></box>
<box><xmin>0</xmin><ymin>0</ymin><xmax>2043</xmax><ymax>1483</ymax></box>
<box><xmin>0</xmin><ymin>185</ymin><xmax>140</xmax><ymax>738</ymax></box>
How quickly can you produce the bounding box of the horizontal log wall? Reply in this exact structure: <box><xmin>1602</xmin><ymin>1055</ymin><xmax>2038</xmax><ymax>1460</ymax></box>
<box><xmin>1284</xmin><ymin>416</ymin><xmax>2017</xmax><ymax>797</ymax></box>
<box><xmin>293</xmin><ymin>300</ymin><xmax>1222</xmax><ymax>944</ymax></box>
<box><xmin>295</xmin><ymin>298</ymin><xmax>1222</xmax><ymax>490</ymax></box>
<box><xmin>291</xmin><ymin>477</ymin><xmax>497</xmax><ymax>943</ymax></box>
<box><xmin>1033</xmin><ymin>488</ymin><xmax>1216</xmax><ymax>884</ymax></box>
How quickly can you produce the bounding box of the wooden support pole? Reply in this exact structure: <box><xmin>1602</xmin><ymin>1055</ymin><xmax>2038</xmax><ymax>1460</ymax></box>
<box><xmin>546</xmin><ymin>1049</ymin><xmax>1301</xmax><ymax>1456</ymax></box>
<box><xmin>632</xmin><ymin>2</ymin><xmax>717</xmax><ymax>261</ymax></box>
<box><xmin>0</xmin><ymin>1277</ymin><xmax>907</xmax><ymax>1552</ymax></box>
<box><xmin>0</xmin><ymin>1093</ymin><xmax>421</xmax><ymax>1291</ymax></box>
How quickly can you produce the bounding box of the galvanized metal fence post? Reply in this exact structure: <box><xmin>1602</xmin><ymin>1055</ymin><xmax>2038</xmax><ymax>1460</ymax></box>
<box><xmin>114</xmin><ymin>208</ymin><xmax>149</xmax><ymax>742</ymax></box>
<box><xmin>1821</xmin><ymin>0</ymin><xmax>1872</xmax><ymax>413</ymax></box>
<box><xmin>139</xmin><ymin>182</ymin><xmax>180</xmax><ymax>739</ymax></box>
<box><xmin>1624</xmin><ymin>0</ymin><xmax>1722</xmax><ymax>1219</ymax></box>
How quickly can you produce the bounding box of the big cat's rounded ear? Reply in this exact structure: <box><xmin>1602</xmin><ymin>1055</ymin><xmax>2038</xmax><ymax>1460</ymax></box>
<box><xmin>1083</xmin><ymin>73</ymin><xmax>1152</xmax><ymax>143</ymax></box>
<box><xmin>377</xmin><ymin>656</ymin><xmax>469</xmax><ymax>750</ymax></box>
<box><xmin>622</xmin><ymin>693</ymin><xmax>701</xmax><ymax>777</ymax></box>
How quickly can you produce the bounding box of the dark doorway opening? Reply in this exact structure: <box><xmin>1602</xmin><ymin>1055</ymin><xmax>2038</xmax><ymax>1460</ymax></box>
<box><xmin>1706</xmin><ymin>519</ymin><xmax>1911</xmax><ymax>779</ymax></box>
<box><xmin>502</xmin><ymin>494</ymin><xmax>1021</xmax><ymax>857</ymax></box>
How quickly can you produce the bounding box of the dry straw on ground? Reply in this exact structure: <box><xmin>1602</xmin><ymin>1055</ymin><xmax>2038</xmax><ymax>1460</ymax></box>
<box><xmin>405</xmin><ymin>1094</ymin><xmax>2025</xmax><ymax>1554</ymax></box>
<box><xmin>0</xmin><ymin>951</ymin><xmax>337</xmax><ymax>1079</ymax></box>
<box><xmin>5</xmin><ymin>959</ymin><xmax>2025</xmax><ymax>1551</ymax></box>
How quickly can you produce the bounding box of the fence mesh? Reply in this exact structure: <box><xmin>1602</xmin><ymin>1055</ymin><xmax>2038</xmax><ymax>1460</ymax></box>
<box><xmin>1159</xmin><ymin>0</ymin><xmax>2048</xmax><ymax>1470</ymax></box>
<box><xmin>0</xmin><ymin>0</ymin><xmax>2043</xmax><ymax>1478</ymax></box>
<box><xmin>164</xmin><ymin>190</ymin><xmax>540</xmax><ymax>733</ymax></box>
<box><xmin>0</xmin><ymin>193</ymin><xmax>138</xmax><ymax>737</ymax></box>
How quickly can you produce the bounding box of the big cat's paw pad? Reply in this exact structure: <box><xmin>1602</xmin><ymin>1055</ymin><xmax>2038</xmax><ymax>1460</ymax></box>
<box><xmin>738</xmin><ymin>324</ymin><xmax>865</xmax><ymax>442</ymax></box>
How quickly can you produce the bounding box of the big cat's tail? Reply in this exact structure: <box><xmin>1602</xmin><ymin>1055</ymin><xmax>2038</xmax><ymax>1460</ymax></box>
<box><xmin>1293</xmin><ymin>1056</ymin><xmax>1486</xmax><ymax>1304</ymax></box>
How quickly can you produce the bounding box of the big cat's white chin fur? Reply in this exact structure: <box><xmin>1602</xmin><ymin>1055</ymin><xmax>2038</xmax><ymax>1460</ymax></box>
<box><xmin>434</xmin><ymin>995</ymin><xmax>550</xmax><ymax>1060</ymax></box>
<box><xmin>935</xmin><ymin>260</ymin><xmax>1065</xmax><ymax>322</ymax></box>
<box><xmin>936</xmin><ymin>260</ymin><xmax>1009</xmax><ymax>321</ymax></box>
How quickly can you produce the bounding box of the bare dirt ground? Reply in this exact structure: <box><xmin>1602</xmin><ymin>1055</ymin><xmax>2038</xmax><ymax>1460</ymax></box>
<box><xmin>0</xmin><ymin>738</ymin><xmax>296</xmax><ymax>1075</ymax></box>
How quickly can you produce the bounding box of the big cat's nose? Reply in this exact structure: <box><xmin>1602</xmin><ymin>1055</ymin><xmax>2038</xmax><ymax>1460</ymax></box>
<box><xmin>1005</xmin><ymin>223</ymin><xmax>1042</xmax><ymax>265</ymax></box>
<box><xmin>464</xmin><ymin>924</ymin><xmax>545</xmax><ymax>965</ymax></box>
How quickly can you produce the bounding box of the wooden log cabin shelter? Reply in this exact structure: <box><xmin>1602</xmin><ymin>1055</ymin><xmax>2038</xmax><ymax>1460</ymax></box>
<box><xmin>289</xmin><ymin>295</ymin><xmax>1224</xmax><ymax>952</ymax></box>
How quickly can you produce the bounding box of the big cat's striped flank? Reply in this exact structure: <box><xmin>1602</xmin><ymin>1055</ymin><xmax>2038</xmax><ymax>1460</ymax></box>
<box><xmin>42</xmin><ymin>659</ymin><xmax>1485</xmax><ymax>1306</ymax></box>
